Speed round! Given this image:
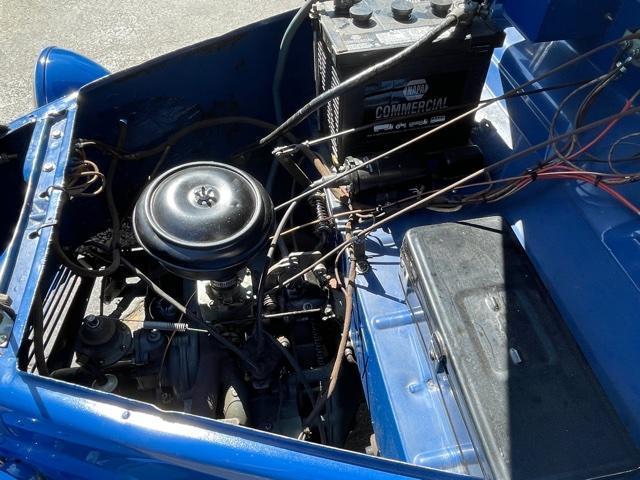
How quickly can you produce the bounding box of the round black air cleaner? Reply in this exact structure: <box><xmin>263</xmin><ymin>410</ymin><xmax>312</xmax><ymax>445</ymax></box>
<box><xmin>133</xmin><ymin>162</ymin><xmax>274</xmax><ymax>281</ymax></box>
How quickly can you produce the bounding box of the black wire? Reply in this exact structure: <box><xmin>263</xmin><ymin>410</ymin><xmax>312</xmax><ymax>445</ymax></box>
<box><xmin>279</xmin><ymin>78</ymin><xmax>595</xmax><ymax>155</ymax></box>
<box><xmin>358</xmin><ymin>106</ymin><xmax>640</xmax><ymax>229</ymax></box>
<box><xmin>265</xmin><ymin>333</ymin><xmax>325</xmax><ymax>443</ymax></box>
<box><xmin>259</xmin><ymin>13</ymin><xmax>459</xmax><ymax>146</ymax></box>
<box><xmin>564</xmin><ymin>70</ymin><xmax>623</xmax><ymax>161</ymax></box>
<box><xmin>273</xmin><ymin>0</ymin><xmax>316</xmax><ymax>124</ymax></box>
<box><xmin>254</xmin><ymin>201</ymin><xmax>299</xmax><ymax>353</ymax></box>
<box><xmin>582</xmin><ymin>153</ymin><xmax>640</xmax><ymax>165</ymax></box>
<box><xmin>274</xmin><ymin>32</ymin><xmax>640</xmax><ymax>212</ymax></box>
<box><xmin>123</xmin><ymin>116</ymin><xmax>298</xmax><ymax>161</ymax></box>
<box><xmin>546</xmin><ymin>70</ymin><xmax>620</xmax><ymax>163</ymax></box>
<box><xmin>572</xmin><ymin>72</ymin><xmax>631</xmax><ymax>164</ymax></box>
<box><xmin>271</xmin><ymin>105</ymin><xmax>640</xmax><ymax>291</ymax></box>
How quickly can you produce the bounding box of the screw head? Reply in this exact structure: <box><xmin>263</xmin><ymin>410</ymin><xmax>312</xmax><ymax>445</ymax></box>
<box><xmin>51</xmin><ymin>129</ymin><xmax>62</xmax><ymax>139</ymax></box>
<box><xmin>43</xmin><ymin>163</ymin><xmax>55</xmax><ymax>172</ymax></box>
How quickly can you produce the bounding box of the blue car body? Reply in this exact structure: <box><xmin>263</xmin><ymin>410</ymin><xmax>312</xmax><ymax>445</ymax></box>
<box><xmin>1</xmin><ymin>2</ymin><xmax>639</xmax><ymax>478</ymax></box>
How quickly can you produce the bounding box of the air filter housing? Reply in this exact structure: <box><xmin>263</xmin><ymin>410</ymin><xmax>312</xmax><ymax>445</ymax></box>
<box><xmin>133</xmin><ymin>162</ymin><xmax>274</xmax><ymax>281</ymax></box>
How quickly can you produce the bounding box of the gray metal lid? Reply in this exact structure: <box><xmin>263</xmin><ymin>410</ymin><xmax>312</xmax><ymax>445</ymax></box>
<box><xmin>147</xmin><ymin>163</ymin><xmax>259</xmax><ymax>248</ymax></box>
<box><xmin>133</xmin><ymin>161</ymin><xmax>274</xmax><ymax>280</ymax></box>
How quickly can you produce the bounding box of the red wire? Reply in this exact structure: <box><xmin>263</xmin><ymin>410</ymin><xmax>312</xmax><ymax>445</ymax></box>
<box><xmin>565</xmin><ymin>98</ymin><xmax>635</xmax><ymax>161</ymax></box>
<box><xmin>527</xmin><ymin>95</ymin><xmax>640</xmax><ymax>214</ymax></box>
<box><xmin>538</xmin><ymin>166</ymin><xmax>640</xmax><ymax>215</ymax></box>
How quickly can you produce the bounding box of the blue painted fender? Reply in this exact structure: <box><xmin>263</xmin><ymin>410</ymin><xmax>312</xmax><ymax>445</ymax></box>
<box><xmin>33</xmin><ymin>47</ymin><xmax>109</xmax><ymax>107</ymax></box>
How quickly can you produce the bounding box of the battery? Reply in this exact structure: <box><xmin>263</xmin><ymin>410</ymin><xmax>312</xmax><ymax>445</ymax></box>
<box><xmin>313</xmin><ymin>0</ymin><xmax>504</xmax><ymax>162</ymax></box>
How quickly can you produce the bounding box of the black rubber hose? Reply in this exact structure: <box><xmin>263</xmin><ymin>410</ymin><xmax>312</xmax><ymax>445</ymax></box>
<box><xmin>123</xmin><ymin>116</ymin><xmax>298</xmax><ymax>161</ymax></box>
<box><xmin>259</xmin><ymin>13</ymin><xmax>459</xmax><ymax>146</ymax></box>
<box><xmin>273</xmin><ymin>0</ymin><xmax>316</xmax><ymax>124</ymax></box>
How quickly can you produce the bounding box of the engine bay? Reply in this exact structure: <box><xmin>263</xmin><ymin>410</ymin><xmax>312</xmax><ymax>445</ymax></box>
<box><xmin>3</xmin><ymin>1</ymin><xmax>640</xmax><ymax>479</ymax></box>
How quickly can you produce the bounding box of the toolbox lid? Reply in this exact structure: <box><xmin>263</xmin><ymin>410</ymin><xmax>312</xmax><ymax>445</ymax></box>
<box><xmin>401</xmin><ymin>216</ymin><xmax>640</xmax><ymax>480</ymax></box>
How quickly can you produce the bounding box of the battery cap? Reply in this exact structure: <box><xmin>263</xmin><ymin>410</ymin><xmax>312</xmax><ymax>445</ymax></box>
<box><xmin>350</xmin><ymin>4</ymin><xmax>373</xmax><ymax>26</ymax></box>
<box><xmin>391</xmin><ymin>0</ymin><xmax>414</xmax><ymax>21</ymax></box>
<box><xmin>334</xmin><ymin>0</ymin><xmax>354</xmax><ymax>13</ymax></box>
<box><xmin>431</xmin><ymin>0</ymin><xmax>453</xmax><ymax>17</ymax></box>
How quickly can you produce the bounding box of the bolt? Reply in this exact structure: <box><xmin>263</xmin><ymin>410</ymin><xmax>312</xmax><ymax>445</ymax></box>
<box><xmin>509</xmin><ymin>347</ymin><xmax>523</xmax><ymax>365</ymax></box>
<box><xmin>51</xmin><ymin>129</ymin><xmax>62</xmax><ymax>139</ymax></box>
<box><xmin>356</xmin><ymin>260</ymin><xmax>370</xmax><ymax>274</ymax></box>
<box><xmin>263</xmin><ymin>422</ymin><xmax>273</xmax><ymax>431</ymax></box>
<box><xmin>0</xmin><ymin>335</ymin><xmax>7</xmax><ymax>344</ymax></box>
<box><xmin>408</xmin><ymin>382</ymin><xmax>423</xmax><ymax>393</ymax></box>
<box><xmin>277</xmin><ymin>336</ymin><xmax>290</xmax><ymax>349</ymax></box>
<box><xmin>84</xmin><ymin>315</ymin><xmax>100</xmax><ymax>328</ymax></box>
<box><xmin>42</xmin><ymin>163</ymin><xmax>55</xmax><ymax>172</ymax></box>
<box><xmin>121</xmin><ymin>410</ymin><xmax>130</xmax><ymax>419</ymax></box>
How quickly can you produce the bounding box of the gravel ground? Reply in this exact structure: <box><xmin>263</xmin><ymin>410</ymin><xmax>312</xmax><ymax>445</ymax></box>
<box><xmin>0</xmin><ymin>0</ymin><xmax>300</xmax><ymax>123</ymax></box>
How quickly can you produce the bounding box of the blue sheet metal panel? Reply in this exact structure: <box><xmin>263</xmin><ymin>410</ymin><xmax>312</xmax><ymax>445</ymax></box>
<box><xmin>0</xmin><ymin>99</ymin><xmax>74</xmax><ymax>296</ymax></box>
<box><xmin>33</xmin><ymin>47</ymin><xmax>109</xmax><ymax>108</ymax></box>
<box><xmin>344</xmin><ymin>184</ymin><xmax>640</xmax><ymax>471</ymax></box>
<box><xmin>0</xmin><ymin>366</ymin><xmax>465</xmax><ymax>479</ymax></box>
<box><xmin>60</xmin><ymin>10</ymin><xmax>316</xmax><ymax>245</ymax></box>
<box><xmin>0</xmin><ymin>14</ymin><xmax>471</xmax><ymax>480</ymax></box>
<box><xmin>347</xmin><ymin>208</ymin><xmax>484</xmax><ymax>476</ymax></box>
<box><xmin>75</xmin><ymin>11</ymin><xmax>315</xmax><ymax>155</ymax></box>
<box><xmin>501</xmin><ymin>0</ymin><xmax>622</xmax><ymax>43</ymax></box>
<box><xmin>1</xmin><ymin>5</ymin><xmax>640</xmax><ymax>479</ymax></box>
<box><xmin>478</xmin><ymin>10</ymin><xmax>640</xmax><ymax>446</ymax></box>
<box><xmin>475</xmin><ymin>35</ymin><xmax>640</xmax><ymax>445</ymax></box>
<box><xmin>344</xmin><ymin>7</ymin><xmax>640</xmax><ymax>469</ymax></box>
